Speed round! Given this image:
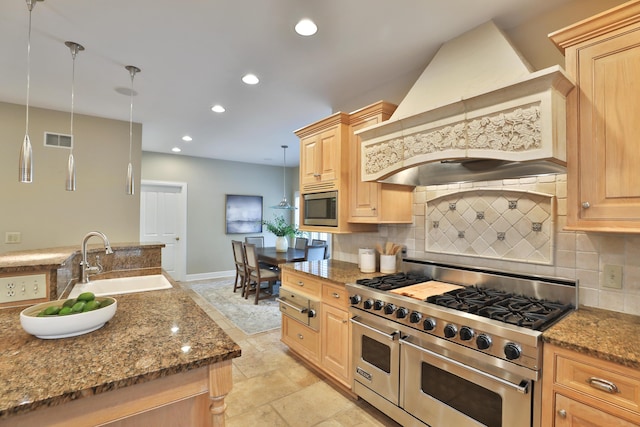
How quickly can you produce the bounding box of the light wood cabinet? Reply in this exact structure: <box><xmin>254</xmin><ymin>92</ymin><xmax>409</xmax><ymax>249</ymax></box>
<box><xmin>550</xmin><ymin>1</ymin><xmax>640</xmax><ymax>232</ymax></box>
<box><xmin>542</xmin><ymin>343</ymin><xmax>640</xmax><ymax>426</ymax></box>
<box><xmin>280</xmin><ymin>272</ymin><xmax>353</xmax><ymax>391</ymax></box>
<box><xmin>348</xmin><ymin>101</ymin><xmax>413</xmax><ymax>224</ymax></box>
<box><xmin>297</xmin><ymin>113</ymin><xmax>350</xmax><ymax>193</ymax></box>
<box><xmin>295</xmin><ymin>101</ymin><xmax>414</xmax><ymax>233</ymax></box>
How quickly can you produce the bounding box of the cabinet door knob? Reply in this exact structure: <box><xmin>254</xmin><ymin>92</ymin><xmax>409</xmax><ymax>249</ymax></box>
<box><xmin>332</xmin><ymin>292</ymin><xmax>340</xmax><ymax>298</ymax></box>
<box><xmin>558</xmin><ymin>409</ymin><xmax>566</xmax><ymax>418</ymax></box>
<box><xmin>297</xmin><ymin>333</ymin><xmax>304</xmax><ymax>340</ymax></box>
<box><xmin>371</xmin><ymin>206</ymin><xmax>376</xmax><ymax>211</ymax></box>
<box><xmin>582</xmin><ymin>201</ymin><xmax>591</xmax><ymax>209</ymax></box>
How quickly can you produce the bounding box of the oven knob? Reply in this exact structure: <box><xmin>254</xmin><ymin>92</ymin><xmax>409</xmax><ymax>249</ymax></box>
<box><xmin>504</xmin><ymin>342</ymin><xmax>522</xmax><ymax>360</ymax></box>
<box><xmin>396</xmin><ymin>307</ymin><xmax>408</xmax><ymax>319</ymax></box>
<box><xmin>373</xmin><ymin>300</ymin><xmax>384</xmax><ymax>310</ymax></box>
<box><xmin>476</xmin><ymin>334</ymin><xmax>492</xmax><ymax>350</ymax></box>
<box><xmin>363</xmin><ymin>299</ymin><xmax>374</xmax><ymax>309</ymax></box>
<box><xmin>444</xmin><ymin>324</ymin><xmax>458</xmax><ymax>338</ymax></box>
<box><xmin>384</xmin><ymin>304</ymin><xmax>396</xmax><ymax>315</ymax></box>
<box><xmin>409</xmin><ymin>312</ymin><xmax>422</xmax><ymax>324</ymax></box>
<box><xmin>349</xmin><ymin>295</ymin><xmax>362</xmax><ymax>305</ymax></box>
<box><xmin>459</xmin><ymin>326</ymin><xmax>475</xmax><ymax>341</ymax></box>
<box><xmin>423</xmin><ymin>318</ymin><xmax>436</xmax><ymax>331</ymax></box>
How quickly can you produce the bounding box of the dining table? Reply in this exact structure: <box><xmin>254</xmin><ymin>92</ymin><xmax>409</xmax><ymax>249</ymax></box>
<box><xmin>255</xmin><ymin>246</ymin><xmax>306</xmax><ymax>267</ymax></box>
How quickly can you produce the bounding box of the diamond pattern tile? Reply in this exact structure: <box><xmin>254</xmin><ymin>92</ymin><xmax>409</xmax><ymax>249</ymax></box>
<box><xmin>425</xmin><ymin>189</ymin><xmax>554</xmax><ymax>264</ymax></box>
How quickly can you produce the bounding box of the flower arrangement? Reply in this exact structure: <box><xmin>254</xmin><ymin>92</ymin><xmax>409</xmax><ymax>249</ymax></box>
<box><xmin>262</xmin><ymin>214</ymin><xmax>300</xmax><ymax>238</ymax></box>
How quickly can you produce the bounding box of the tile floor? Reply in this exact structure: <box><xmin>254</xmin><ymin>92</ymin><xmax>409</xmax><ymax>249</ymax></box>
<box><xmin>181</xmin><ymin>280</ymin><xmax>401</xmax><ymax>427</ymax></box>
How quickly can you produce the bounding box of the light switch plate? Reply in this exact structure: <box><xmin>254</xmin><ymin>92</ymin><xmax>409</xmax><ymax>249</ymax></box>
<box><xmin>603</xmin><ymin>264</ymin><xmax>623</xmax><ymax>289</ymax></box>
<box><xmin>4</xmin><ymin>231</ymin><xmax>21</xmax><ymax>244</ymax></box>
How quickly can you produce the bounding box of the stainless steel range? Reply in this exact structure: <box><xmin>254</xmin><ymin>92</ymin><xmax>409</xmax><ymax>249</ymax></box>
<box><xmin>346</xmin><ymin>259</ymin><xmax>577</xmax><ymax>427</ymax></box>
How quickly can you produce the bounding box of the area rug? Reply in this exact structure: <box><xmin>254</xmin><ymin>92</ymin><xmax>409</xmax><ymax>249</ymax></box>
<box><xmin>188</xmin><ymin>278</ymin><xmax>281</xmax><ymax>335</ymax></box>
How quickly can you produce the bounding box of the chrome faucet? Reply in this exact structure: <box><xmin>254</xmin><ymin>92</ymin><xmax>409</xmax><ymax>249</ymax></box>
<box><xmin>80</xmin><ymin>231</ymin><xmax>114</xmax><ymax>284</ymax></box>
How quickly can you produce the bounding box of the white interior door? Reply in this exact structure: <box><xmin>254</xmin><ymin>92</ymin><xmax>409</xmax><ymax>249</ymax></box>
<box><xmin>140</xmin><ymin>181</ymin><xmax>187</xmax><ymax>281</ymax></box>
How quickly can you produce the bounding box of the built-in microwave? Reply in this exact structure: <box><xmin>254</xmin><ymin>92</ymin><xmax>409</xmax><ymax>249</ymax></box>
<box><xmin>303</xmin><ymin>191</ymin><xmax>338</xmax><ymax>227</ymax></box>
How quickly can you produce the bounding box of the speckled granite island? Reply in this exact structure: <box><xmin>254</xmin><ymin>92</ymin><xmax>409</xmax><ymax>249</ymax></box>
<box><xmin>0</xmin><ymin>244</ymin><xmax>241</xmax><ymax>427</ymax></box>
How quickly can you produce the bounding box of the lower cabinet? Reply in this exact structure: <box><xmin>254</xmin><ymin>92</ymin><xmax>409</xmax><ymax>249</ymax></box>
<box><xmin>281</xmin><ymin>314</ymin><xmax>320</xmax><ymax>363</ymax></box>
<box><xmin>542</xmin><ymin>343</ymin><xmax>640</xmax><ymax>426</ymax></box>
<box><xmin>280</xmin><ymin>272</ymin><xmax>352</xmax><ymax>390</ymax></box>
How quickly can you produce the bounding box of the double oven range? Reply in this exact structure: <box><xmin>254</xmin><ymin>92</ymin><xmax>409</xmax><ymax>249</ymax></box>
<box><xmin>346</xmin><ymin>259</ymin><xmax>577</xmax><ymax>427</ymax></box>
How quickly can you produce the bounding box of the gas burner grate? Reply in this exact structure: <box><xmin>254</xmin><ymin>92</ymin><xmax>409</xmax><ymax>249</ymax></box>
<box><xmin>356</xmin><ymin>272</ymin><xmax>431</xmax><ymax>291</ymax></box>
<box><xmin>426</xmin><ymin>286</ymin><xmax>509</xmax><ymax>313</ymax></box>
<box><xmin>427</xmin><ymin>286</ymin><xmax>574</xmax><ymax>330</ymax></box>
<box><xmin>477</xmin><ymin>297</ymin><xmax>573</xmax><ymax>330</ymax></box>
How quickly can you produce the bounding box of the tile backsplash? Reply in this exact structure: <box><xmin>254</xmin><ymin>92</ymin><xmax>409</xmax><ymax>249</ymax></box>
<box><xmin>332</xmin><ymin>174</ymin><xmax>640</xmax><ymax>316</ymax></box>
<box><xmin>426</xmin><ymin>188</ymin><xmax>554</xmax><ymax>264</ymax></box>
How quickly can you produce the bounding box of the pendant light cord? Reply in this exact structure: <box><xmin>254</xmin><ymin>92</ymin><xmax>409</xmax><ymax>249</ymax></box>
<box><xmin>70</xmin><ymin>47</ymin><xmax>76</xmax><ymax>155</ymax></box>
<box><xmin>24</xmin><ymin>1</ymin><xmax>33</xmax><ymax>136</ymax></box>
<box><xmin>128</xmin><ymin>70</ymin><xmax>134</xmax><ymax>164</ymax></box>
<box><xmin>282</xmin><ymin>145</ymin><xmax>287</xmax><ymax>199</ymax></box>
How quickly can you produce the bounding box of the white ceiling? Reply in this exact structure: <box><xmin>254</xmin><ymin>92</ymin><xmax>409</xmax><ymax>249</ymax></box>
<box><xmin>1</xmin><ymin>0</ymin><xmax>570</xmax><ymax>167</ymax></box>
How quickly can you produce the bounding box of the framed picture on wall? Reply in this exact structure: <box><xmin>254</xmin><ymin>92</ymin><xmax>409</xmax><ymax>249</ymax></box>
<box><xmin>225</xmin><ymin>194</ymin><xmax>263</xmax><ymax>234</ymax></box>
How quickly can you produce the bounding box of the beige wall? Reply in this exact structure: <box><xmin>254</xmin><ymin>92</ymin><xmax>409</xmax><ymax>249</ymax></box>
<box><xmin>141</xmin><ymin>152</ymin><xmax>299</xmax><ymax>276</ymax></box>
<box><xmin>0</xmin><ymin>101</ymin><xmax>141</xmax><ymax>253</ymax></box>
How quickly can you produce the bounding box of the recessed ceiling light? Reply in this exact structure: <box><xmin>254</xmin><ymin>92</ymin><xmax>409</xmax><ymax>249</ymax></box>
<box><xmin>171</xmin><ymin>147</ymin><xmax>181</xmax><ymax>153</ymax></box>
<box><xmin>242</xmin><ymin>73</ymin><xmax>259</xmax><ymax>85</ymax></box>
<box><xmin>211</xmin><ymin>105</ymin><xmax>226</xmax><ymax>113</ymax></box>
<box><xmin>182</xmin><ymin>135</ymin><xmax>192</xmax><ymax>142</ymax></box>
<box><xmin>295</xmin><ymin>18</ymin><xmax>317</xmax><ymax>36</ymax></box>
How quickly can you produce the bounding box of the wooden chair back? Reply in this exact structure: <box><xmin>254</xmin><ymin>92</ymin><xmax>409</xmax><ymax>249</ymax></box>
<box><xmin>245</xmin><ymin>236</ymin><xmax>264</xmax><ymax>248</ymax></box>
<box><xmin>305</xmin><ymin>245</ymin><xmax>326</xmax><ymax>261</ymax></box>
<box><xmin>294</xmin><ymin>237</ymin><xmax>308</xmax><ymax>250</ymax></box>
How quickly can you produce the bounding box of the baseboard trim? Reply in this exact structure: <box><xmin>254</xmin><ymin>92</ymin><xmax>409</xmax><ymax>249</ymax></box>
<box><xmin>186</xmin><ymin>271</ymin><xmax>235</xmax><ymax>282</ymax></box>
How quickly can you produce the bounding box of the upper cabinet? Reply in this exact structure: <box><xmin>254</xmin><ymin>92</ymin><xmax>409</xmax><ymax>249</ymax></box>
<box><xmin>348</xmin><ymin>102</ymin><xmax>413</xmax><ymax>223</ymax></box>
<box><xmin>295</xmin><ymin>102</ymin><xmax>414</xmax><ymax>233</ymax></box>
<box><xmin>297</xmin><ymin>113</ymin><xmax>350</xmax><ymax>194</ymax></box>
<box><xmin>550</xmin><ymin>1</ymin><xmax>640</xmax><ymax>232</ymax></box>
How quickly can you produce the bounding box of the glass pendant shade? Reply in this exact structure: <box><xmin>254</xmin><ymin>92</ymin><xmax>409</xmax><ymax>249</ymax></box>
<box><xmin>125</xmin><ymin>65</ymin><xmax>140</xmax><ymax>196</ymax></box>
<box><xmin>19</xmin><ymin>135</ymin><xmax>33</xmax><ymax>183</ymax></box>
<box><xmin>271</xmin><ymin>145</ymin><xmax>296</xmax><ymax>210</ymax></box>
<box><xmin>126</xmin><ymin>162</ymin><xmax>134</xmax><ymax>195</ymax></box>
<box><xmin>66</xmin><ymin>153</ymin><xmax>76</xmax><ymax>191</ymax></box>
<box><xmin>19</xmin><ymin>0</ymin><xmax>38</xmax><ymax>183</ymax></box>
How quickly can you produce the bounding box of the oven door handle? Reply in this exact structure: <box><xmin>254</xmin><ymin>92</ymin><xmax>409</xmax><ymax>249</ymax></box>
<box><xmin>276</xmin><ymin>298</ymin><xmax>308</xmax><ymax>314</ymax></box>
<box><xmin>350</xmin><ymin>316</ymin><xmax>399</xmax><ymax>341</ymax></box>
<box><xmin>400</xmin><ymin>337</ymin><xmax>530</xmax><ymax>395</ymax></box>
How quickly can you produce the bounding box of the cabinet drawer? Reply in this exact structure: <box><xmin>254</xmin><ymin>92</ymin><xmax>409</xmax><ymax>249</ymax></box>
<box><xmin>281</xmin><ymin>270</ymin><xmax>321</xmax><ymax>298</ymax></box>
<box><xmin>322</xmin><ymin>282</ymin><xmax>349</xmax><ymax>309</ymax></box>
<box><xmin>555</xmin><ymin>353</ymin><xmax>640</xmax><ymax>414</ymax></box>
<box><xmin>554</xmin><ymin>394</ymin><xmax>638</xmax><ymax>427</ymax></box>
<box><xmin>282</xmin><ymin>315</ymin><xmax>320</xmax><ymax>362</ymax></box>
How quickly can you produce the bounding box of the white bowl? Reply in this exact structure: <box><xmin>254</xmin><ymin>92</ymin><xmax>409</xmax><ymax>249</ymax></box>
<box><xmin>20</xmin><ymin>297</ymin><xmax>117</xmax><ymax>339</ymax></box>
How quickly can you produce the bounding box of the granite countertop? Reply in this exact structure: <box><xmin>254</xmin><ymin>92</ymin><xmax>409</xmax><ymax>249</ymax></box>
<box><xmin>542</xmin><ymin>305</ymin><xmax>640</xmax><ymax>369</ymax></box>
<box><xmin>0</xmin><ymin>242</ymin><xmax>164</xmax><ymax>272</ymax></box>
<box><xmin>0</xmin><ymin>286</ymin><xmax>241</xmax><ymax>419</ymax></box>
<box><xmin>282</xmin><ymin>259</ymin><xmax>381</xmax><ymax>285</ymax></box>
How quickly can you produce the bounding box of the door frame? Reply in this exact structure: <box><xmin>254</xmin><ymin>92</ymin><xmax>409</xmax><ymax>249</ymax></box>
<box><xmin>140</xmin><ymin>180</ymin><xmax>188</xmax><ymax>282</ymax></box>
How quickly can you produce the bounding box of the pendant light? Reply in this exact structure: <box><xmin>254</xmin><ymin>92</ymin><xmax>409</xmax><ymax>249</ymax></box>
<box><xmin>64</xmin><ymin>41</ymin><xmax>84</xmax><ymax>191</ymax></box>
<box><xmin>271</xmin><ymin>145</ymin><xmax>296</xmax><ymax>210</ymax></box>
<box><xmin>19</xmin><ymin>0</ymin><xmax>41</xmax><ymax>183</ymax></box>
<box><xmin>125</xmin><ymin>65</ymin><xmax>140</xmax><ymax>196</ymax></box>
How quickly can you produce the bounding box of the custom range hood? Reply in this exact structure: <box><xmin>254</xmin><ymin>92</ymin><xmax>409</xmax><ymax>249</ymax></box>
<box><xmin>357</xmin><ymin>21</ymin><xmax>574</xmax><ymax>186</ymax></box>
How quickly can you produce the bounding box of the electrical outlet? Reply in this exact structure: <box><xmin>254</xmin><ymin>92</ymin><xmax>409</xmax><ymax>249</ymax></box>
<box><xmin>603</xmin><ymin>264</ymin><xmax>623</xmax><ymax>289</ymax></box>
<box><xmin>0</xmin><ymin>274</ymin><xmax>47</xmax><ymax>304</ymax></box>
<box><xmin>4</xmin><ymin>232</ymin><xmax>21</xmax><ymax>244</ymax></box>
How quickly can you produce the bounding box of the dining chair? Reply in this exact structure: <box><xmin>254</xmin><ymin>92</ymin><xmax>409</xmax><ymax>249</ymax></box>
<box><xmin>245</xmin><ymin>236</ymin><xmax>264</xmax><ymax>248</ymax></box>
<box><xmin>294</xmin><ymin>237</ymin><xmax>308</xmax><ymax>250</ymax></box>
<box><xmin>311</xmin><ymin>239</ymin><xmax>329</xmax><ymax>259</ymax></box>
<box><xmin>231</xmin><ymin>240</ymin><xmax>248</xmax><ymax>294</ymax></box>
<box><xmin>243</xmin><ymin>243</ymin><xmax>280</xmax><ymax>304</ymax></box>
<box><xmin>304</xmin><ymin>245</ymin><xmax>326</xmax><ymax>261</ymax></box>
